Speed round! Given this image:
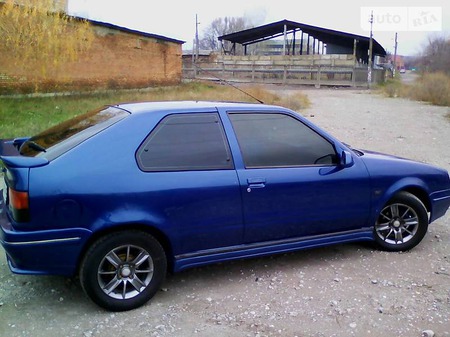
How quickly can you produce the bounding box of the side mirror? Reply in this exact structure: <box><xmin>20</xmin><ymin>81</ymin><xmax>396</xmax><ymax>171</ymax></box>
<box><xmin>340</xmin><ymin>150</ymin><xmax>354</xmax><ymax>168</ymax></box>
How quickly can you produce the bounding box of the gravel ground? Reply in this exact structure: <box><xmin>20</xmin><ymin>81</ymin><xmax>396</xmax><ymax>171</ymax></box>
<box><xmin>1</xmin><ymin>88</ymin><xmax>449</xmax><ymax>337</ymax></box>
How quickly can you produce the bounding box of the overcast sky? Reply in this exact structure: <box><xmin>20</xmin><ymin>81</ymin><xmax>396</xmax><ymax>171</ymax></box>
<box><xmin>68</xmin><ymin>0</ymin><xmax>449</xmax><ymax>56</ymax></box>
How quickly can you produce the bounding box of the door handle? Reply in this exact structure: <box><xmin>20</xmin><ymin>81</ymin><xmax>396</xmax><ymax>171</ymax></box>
<box><xmin>247</xmin><ymin>178</ymin><xmax>266</xmax><ymax>192</ymax></box>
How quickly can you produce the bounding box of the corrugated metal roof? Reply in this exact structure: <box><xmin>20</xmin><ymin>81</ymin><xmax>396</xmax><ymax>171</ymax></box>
<box><xmin>219</xmin><ymin>19</ymin><xmax>386</xmax><ymax>56</ymax></box>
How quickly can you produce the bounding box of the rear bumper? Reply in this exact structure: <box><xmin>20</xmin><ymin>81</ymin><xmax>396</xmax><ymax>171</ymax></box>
<box><xmin>0</xmin><ymin>194</ymin><xmax>91</xmax><ymax>276</ymax></box>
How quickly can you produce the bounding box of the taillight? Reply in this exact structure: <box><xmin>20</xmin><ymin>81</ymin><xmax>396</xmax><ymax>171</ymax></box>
<box><xmin>8</xmin><ymin>188</ymin><xmax>30</xmax><ymax>222</ymax></box>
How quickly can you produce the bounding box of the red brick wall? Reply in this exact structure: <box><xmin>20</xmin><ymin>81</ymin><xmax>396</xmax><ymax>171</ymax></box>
<box><xmin>0</xmin><ymin>22</ymin><xmax>183</xmax><ymax>93</ymax></box>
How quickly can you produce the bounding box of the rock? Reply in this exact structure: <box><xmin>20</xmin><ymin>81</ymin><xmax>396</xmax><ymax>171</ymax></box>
<box><xmin>421</xmin><ymin>330</ymin><xmax>435</xmax><ymax>337</ymax></box>
<box><xmin>349</xmin><ymin>322</ymin><xmax>357</xmax><ymax>328</ymax></box>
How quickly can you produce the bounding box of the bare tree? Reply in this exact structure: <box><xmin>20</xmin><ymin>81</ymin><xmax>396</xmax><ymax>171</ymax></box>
<box><xmin>418</xmin><ymin>35</ymin><xmax>450</xmax><ymax>74</ymax></box>
<box><xmin>199</xmin><ymin>17</ymin><xmax>252</xmax><ymax>52</ymax></box>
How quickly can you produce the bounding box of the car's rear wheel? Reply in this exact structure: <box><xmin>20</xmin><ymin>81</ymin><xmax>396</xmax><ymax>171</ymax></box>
<box><xmin>374</xmin><ymin>192</ymin><xmax>428</xmax><ymax>251</ymax></box>
<box><xmin>80</xmin><ymin>231</ymin><xmax>167</xmax><ymax>311</ymax></box>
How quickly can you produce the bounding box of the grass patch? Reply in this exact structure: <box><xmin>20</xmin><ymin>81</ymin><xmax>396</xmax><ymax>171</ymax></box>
<box><xmin>0</xmin><ymin>82</ymin><xmax>309</xmax><ymax>138</ymax></box>
<box><xmin>378</xmin><ymin>72</ymin><xmax>450</xmax><ymax>107</ymax></box>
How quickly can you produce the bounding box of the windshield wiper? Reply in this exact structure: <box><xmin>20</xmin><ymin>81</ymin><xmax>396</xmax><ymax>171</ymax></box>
<box><xmin>25</xmin><ymin>140</ymin><xmax>47</xmax><ymax>153</ymax></box>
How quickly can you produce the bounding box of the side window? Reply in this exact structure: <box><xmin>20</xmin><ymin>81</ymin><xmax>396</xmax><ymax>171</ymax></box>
<box><xmin>228</xmin><ymin>113</ymin><xmax>337</xmax><ymax>168</ymax></box>
<box><xmin>137</xmin><ymin>113</ymin><xmax>233</xmax><ymax>171</ymax></box>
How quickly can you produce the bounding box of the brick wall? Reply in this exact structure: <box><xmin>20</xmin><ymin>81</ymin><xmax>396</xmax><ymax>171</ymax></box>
<box><xmin>57</xmin><ymin>24</ymin><xmax>183</xmax><ymax>87</ymax></box>
<box><xmin>0</xmin><ymin>21</ymin><xmax>183</xmax><ymax>93</ymax></box>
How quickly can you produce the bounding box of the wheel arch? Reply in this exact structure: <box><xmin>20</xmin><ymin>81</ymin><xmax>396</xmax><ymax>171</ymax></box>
<box><xmin>370</xmin><ymin>179</ymin><xmax>431</xmax><ymax>227</ymax></box>
<box><xmin>76</xmin><ymin>223</ymin><xmax>174</xmax><ymax>274</ymax></box>
<box><xmin>401</xmin><ymin>186</ymin><xmax>431</xmax><ymax>213</ymax></box>
<box><xmin>380</xmin><ymin>178</ymin><xmax>431</xmax><ymax>212</ymax></box>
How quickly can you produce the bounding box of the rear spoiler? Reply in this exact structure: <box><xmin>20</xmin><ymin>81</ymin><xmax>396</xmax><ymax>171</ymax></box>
<box><xmin>1</xmin><ymin>138</ymin><xmax>48</xmax><ymax>168</ymax></box>
<box><xmin>1</xmin><ymin>155</ymin><xmax>49</xmax><ymax>168</ymax></box>
<box><xmin>0</xmin><ymin>138</ymin><xmax>28</xmax><ymax>156</ymax></box>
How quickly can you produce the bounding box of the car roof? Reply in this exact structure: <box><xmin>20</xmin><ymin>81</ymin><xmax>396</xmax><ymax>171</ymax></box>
<box><xmin>112</xmin><ymin>101</ymin><xmax>283</xmax><ymax>114</ymax></box>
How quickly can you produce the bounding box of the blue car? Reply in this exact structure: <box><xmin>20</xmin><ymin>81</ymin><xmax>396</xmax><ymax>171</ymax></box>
<box><xmin>1</xmin><ymin>101</ymin><xmax>450</xmax><ymax>311</ymax></box>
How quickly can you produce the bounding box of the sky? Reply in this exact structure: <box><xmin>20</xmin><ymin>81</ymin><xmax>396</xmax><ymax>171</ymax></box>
<box><xmin>68</xmin><ymin>0</ymin><xmax>449</xmax><ymax>56</ymax></box>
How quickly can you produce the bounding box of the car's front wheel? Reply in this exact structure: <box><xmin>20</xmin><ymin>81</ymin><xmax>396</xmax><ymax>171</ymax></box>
<box><xmin>80</xmin><ymin>230</ymin><xmax>167</xmax><ymax>311</ymax></box>
<box><xmin>374</xmin><ymin>192</ymin><xmax>428</xmax><ymax>251</ymax></box>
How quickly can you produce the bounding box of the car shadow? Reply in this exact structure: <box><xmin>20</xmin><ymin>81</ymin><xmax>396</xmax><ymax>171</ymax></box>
<box><xmin>159</xmin><ymin>241</ymin><xmax>376</xmax><ymax>298</ymax></box>
<box><xmin>0</xmin><ymin>241</ymin><xmax>390</xmax><ymax>313</ymax></box>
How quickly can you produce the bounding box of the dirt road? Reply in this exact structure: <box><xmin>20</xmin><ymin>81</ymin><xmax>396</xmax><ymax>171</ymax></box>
<box><xmin>1</xmin><ymin>88</ymin><xmax>449</xmax><ymax>337</ymax></box>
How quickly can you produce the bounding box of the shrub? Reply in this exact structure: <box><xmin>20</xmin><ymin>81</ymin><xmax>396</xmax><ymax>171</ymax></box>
<box><xmin>379</xmin><ymin>78</ymin><xmax>403</xmax><ymax>98</ymax></box>
<box><xmin>410</xmin><ymin>72</ymin><xmax>450</xmax><ymax>106</ymax></box>
<box><xmin>379</xmin><ymin>72</ymin><xmax>450</xmax><ymax>107</ymax></box>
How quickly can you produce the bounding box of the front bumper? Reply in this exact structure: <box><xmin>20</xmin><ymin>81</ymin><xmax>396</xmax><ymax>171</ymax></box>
<box><xmin>430</xmin><ymin>188</ymin><xmax>450</xmax><ymax>222</ymax></box>
<box><xmin>0</xmin><ymin>193</ymin><xmax>91</xmax><ymax>276</ymax></box>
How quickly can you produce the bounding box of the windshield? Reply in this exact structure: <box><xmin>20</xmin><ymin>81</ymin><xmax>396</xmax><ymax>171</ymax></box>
<box><xmin>19</xmin><ymin>106</ymin><xmax>129</xmax><ymax>160</ymax></box>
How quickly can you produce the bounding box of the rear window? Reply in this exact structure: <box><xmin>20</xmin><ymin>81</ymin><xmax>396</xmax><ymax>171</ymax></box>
<box><xmin>19</xmin><ymin>106</ymin><xmax>128</xmax><ymax>160</ymax></box>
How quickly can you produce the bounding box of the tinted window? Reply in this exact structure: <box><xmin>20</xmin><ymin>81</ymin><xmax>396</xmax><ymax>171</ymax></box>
<box><xmin>20</xmin><ymin>106</ymin><xmax>128</xmax><ymax>160</ymax></box>
<box><xmin>229</xmin><ymin>113</ymin><xmax>337</xmax><ymax>168</ymax></box>
<box><xmin>137</xmin><ymin>113</ymin><xmax>233</xmax><ymax>171</ymax></box>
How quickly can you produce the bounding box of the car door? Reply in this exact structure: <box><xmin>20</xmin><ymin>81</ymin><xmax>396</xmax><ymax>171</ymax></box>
<box><xmin>135</xmin><ymin>112</ymin><xmax>243</xmax><ymax>254</ymax></box>
<box><xmin>227</xmin><ymin>111</ymin><xmax>371</xmax><ymax>243</ymax></box>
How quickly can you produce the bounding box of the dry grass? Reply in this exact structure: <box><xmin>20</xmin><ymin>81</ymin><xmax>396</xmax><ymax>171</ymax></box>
<box><xmin>0</xmin><ymin>81</ymin><xmax>310</xmax><ymax>138</ymax></box>
<box><xmin>378</xmin><ymin>78</ymin><xmax>404</xmax><ymax>98</ymax></box>
<box><xmin>379</xmin><ymin>72</ymin><xmax>450</xmax><ymax>107</ymax></box>
<box><xmin>408</xmin><ymin>72</ymin><xmax>450</xmax><ymax>107</ymax></box>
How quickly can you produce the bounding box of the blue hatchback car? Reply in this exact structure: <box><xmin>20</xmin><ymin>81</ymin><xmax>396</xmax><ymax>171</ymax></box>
<box><xmin>1</xmin><ymin>101</ymin><xmax>450</xmax><ymax>311</ymax></box>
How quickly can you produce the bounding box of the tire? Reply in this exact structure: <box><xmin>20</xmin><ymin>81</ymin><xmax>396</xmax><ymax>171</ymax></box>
<box><xmin>373</xmin><ymin>191</ymin><xmax>428</xmax><ymax>251</ymax></box>
<box><xmin>80</xmin><ymin>230</ymin><xmax>167</xmax><ymax>311</ymax></box>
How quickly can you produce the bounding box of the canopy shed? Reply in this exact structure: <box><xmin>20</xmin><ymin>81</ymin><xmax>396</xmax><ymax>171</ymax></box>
<box><xmin>218</xmin><ymin>19</ymin><xmax>386</xmax><ymax>64</ymax></box>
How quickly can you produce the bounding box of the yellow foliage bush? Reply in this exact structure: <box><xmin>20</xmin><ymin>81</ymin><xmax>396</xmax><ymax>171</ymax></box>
<box><xmin>0</xmin><ymin>0</ymin><xmax>93</xmax><ymax>79</ymax></box>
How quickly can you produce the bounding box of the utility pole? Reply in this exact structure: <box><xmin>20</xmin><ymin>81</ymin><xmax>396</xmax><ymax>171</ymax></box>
<box><xmin>195</xmin><ymin>14</ymin><xmax>200</xmax><ymax>64</ymax></box>
<box><xmin>393</xmin><ymin>32</ymin><xmax>398</xmax><ymax>77</ymax></box>
<box><xmin>367</xmin><ymin>10</ymin><xmax>373</xmax><ymax>88</ymax></box>
<box><xmin>192</xmin><ymin>38</ymin><xmax>196</xmax><ymax>77</ymax></box>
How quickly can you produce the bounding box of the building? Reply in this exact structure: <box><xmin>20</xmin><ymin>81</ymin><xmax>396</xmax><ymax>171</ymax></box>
<box><xmin>218</xmin><ymin>20</ymin><xmax>386</xmax><ymax>64</ymax></box>
<box><xmin>0</xmin><ymin>1</ymin><xmax>184</xmax><ymax>93</ymax></box>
